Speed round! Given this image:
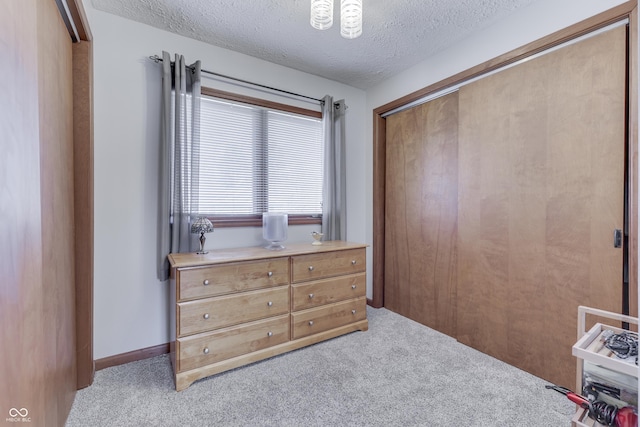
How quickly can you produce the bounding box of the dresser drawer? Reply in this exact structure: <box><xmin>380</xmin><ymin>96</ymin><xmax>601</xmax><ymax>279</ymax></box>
<box><xmin>177</xmin><ymin>315</ymin><xmax>290</xmax><ymax>372</ymax></box>
<box><xmin>291</xmin><ymin>296</ymin><xmax>367</xmax><ymax>340</ymax></box>
<box><xmin>291</xmin><ymin>273</ymin><xmax>366</xmax><ymax>311</ymax></box>
<box><xmin>177</xmin><ymin>258</ymin><xmax>289</xmax><ymax>301</ymax></box>
<box><xmin>178</xmin><ymin>285</ymin><xmax>289</xmax><ymax>336</ymax></box>
<box><xmin>291</xmin><ymin>248</ymin><xmax>365</xmax><ymax>283</ymax></box>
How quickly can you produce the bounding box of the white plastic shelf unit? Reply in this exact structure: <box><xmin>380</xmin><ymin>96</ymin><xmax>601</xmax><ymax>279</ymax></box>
<box><xmin>571</xmin><ymin>306</ymin><xmax>638</xmax><ymax>427</ymax></box>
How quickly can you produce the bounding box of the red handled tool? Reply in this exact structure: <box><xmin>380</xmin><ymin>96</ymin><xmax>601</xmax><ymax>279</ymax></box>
<box><xmin>545</xmin><ymin>385</ymin><xmax>590</xmax><ymax>408</ymax></box>
<box><xmin>546</xmin><ymin>384</ymin><xmax>638</xmax><ymax>427</ymax></box>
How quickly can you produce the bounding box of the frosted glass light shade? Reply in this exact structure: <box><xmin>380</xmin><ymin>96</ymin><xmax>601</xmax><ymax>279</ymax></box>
<box><xmin>341</xmin><ymin>0</ymin><xmax>362</xmax><ymax>39</ymax></box>
<box><xmin>263</xmin><ymin>213</ymin><xmax>288</xmax><ymax>250</ymax></box>
<box><xmin>310</xmin><ymin>0</ymin><xmax>333</xmax><ymax>30</ymax></box>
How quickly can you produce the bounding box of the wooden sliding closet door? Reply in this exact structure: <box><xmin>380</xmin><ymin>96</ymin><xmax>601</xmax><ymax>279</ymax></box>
<box><xmin>457</xmin><ymin>26</ymin><xmax>626</xmax><ymax>388</ymax></box>
<box><xmin>385</xmin><ymin>92</ymin><xmax>458</xmax><ymax>337</ymax></box>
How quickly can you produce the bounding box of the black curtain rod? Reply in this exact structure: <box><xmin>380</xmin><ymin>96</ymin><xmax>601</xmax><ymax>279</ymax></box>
<box><xmin>149</xmin><ymin>55</ymin><xmax>323</xmax><ymax>104</ymax></box>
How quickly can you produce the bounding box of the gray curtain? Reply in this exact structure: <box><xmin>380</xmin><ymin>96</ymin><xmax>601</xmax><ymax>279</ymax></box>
<box><xmin>321</xmin><ymin>95</ymin><xmax>347</xmax><ymax>241</ymax></box>
<box><xmin>157</xmin><ymin>51</ymin><xmax>202</xmax><ymax>281</ymax></box>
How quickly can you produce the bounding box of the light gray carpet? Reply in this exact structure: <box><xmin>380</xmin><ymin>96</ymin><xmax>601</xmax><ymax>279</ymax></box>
<box><xmin>66</xmin><ymin>307</ymin><xmax>575</xmax><ymax>426</ymax></box>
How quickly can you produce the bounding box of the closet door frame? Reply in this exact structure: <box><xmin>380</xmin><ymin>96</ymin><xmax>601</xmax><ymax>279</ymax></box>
<box><xmin>371</xmin><ymin>1</ymin><xmax>638</xmax><ymax>317</ymax></box>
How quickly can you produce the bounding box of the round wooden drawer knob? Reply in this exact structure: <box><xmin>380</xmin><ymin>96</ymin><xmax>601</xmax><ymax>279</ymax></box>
<box><xmin>267</xmin><ymin>332</ymin><xmax>273</xmax><ymax>337</ymax></box>
<box><xmin>203</xmin><ymin>347</ymin><xmax>209</xmax><ymax>355</ymax></box>
<box><xmin>268</xmin><ymin>271</ymin><xmax>273</xmax><ymax>277</ymax></box>
<box><xmin>308</xmin><ymin>320</ymin><xmax>314</xmax><ymax>326</ymax></box>
<box><xmin>203</xmin><ymin>279</ymin><xmax>210</xmax><ymax>285</ymax></box>
<box><xmin>308</xmin><ymin>266</ymin><xmax>314</xmax><ymax>271</ymax></box>
<box><xmin>351</xmin><ymin>285</ymin><xmax>357</xmax><ymax>289</ymax></box>
<box><xmin>267</xmin><ymin>301</ymin><xmax>273</xmax><ymax>307</ymax></box>
<box><xmin>352</xmin><ymin>310</ymin><xmax>356</xmax><ymax>314</ymax></box>
<box><xmin>309</xmin><ymin>293</ymin><xmax>314</xmax><ymax>299</ymax></box>
<box><xmin>351</xmin><ymin>260</ymin><xmax>357</xmax><ymax>265</ymax></box>
<box><xmin>203</xmin><ymin>313</ymin><xmax>210</xmax><ymax>320</ymax></box>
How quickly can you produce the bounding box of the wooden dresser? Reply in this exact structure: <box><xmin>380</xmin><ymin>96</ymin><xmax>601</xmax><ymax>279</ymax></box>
<box><xmin>168</xmin><ymin>240</ymin><xmax>368</xmax><ymax>391</ymax></box>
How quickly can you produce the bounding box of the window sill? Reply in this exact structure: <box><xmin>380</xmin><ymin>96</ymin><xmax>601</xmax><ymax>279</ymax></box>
<box><xmin>208</xmin><ymin>215</ymin><xmax>322</xmax><ymax>228</ymax></box>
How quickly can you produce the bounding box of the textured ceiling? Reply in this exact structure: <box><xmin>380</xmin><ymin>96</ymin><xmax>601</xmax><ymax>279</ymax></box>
<box><xmin>90</xmin><ymin>0</ymin><xmax>538</xmax><ymax>89</ymax></box>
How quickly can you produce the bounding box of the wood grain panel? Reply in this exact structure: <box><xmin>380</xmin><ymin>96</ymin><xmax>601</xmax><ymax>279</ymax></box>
<box><xmin>0</xmin><ymin>0</ymin><xmax>46</xmax><ymax>423</ymax></box>
<box><xmin>372</xmin><ymin>3</ymin><xmax>638</xmax><ymax>313</ymax></box>
<box><xmin>291</xmin><ymin>248</ymin><xmax>366</xmax><ymax>283</ymax></box>
<box><xmin>372</xmin><ymin>113</ymin><xmax>387</xmax><ymax>308</ymax></box>
<box><xmin>291</xmin><ymin>273</ymin><xmax>366</xmax><ymax>310</ymax></box>
<box><xmin>177</xmin><ymin>315</ymin><xmax>290</xmax><ymax>372</ymax></box>
<box><xmin>178</xmin><ymin>286</ymin><xmax>290</xmax><ymax>336</ymax></box>
<box><xmin>1</xmin><ymin>0</ymin><xmax>78</xmax><ymax>424</ymax></box>
<box><xmin>545</xmin><ymin>26</ymin><xmax>625</xmax><ymax>386</ymax></box>
<box><xmin>457</xmin><ymin>75</ymin><xmax>512</xmax><ymax>363</ymax></box>
<box><xmin>178</xmin><ymin>257</ymin><xmax>289</xmax><ymax>301</ymax></box>
<box><xmin>291</xmin><ymin>297</ymin><xmax>367</xmax><ymax>340</ymax></box>
<box><xmin>73</xmin><ymin>39</ymin><xmax>94</xmax><ymax>389</ymax></box>
<box><xmin>38</xmin><ymin>0</ymin><xmax>77</xmax><ymax>421</ymax></box>
<box><xmin>457</xmin><ymin>26</ymin><xmax>626</xmax><ymax>388</ymax></box>
<box><xmin>384</xmin><ymin>92</ymin><xmax>458</xmax><ymax>337</ymax></box>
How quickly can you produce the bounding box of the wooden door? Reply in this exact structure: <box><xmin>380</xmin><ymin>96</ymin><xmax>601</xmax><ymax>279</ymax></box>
<box><xmin>457</xmin><ymin>26</ymin><xmax>626</xmax><ymax>388</ymax></box>
<box><xmin>384</xmin><ymin>92</ymin><xmax>458</xmax><ymax>337</ymax></box>
<box><xmin>1</xmin><ymin>0</ymin><xmax>82</xmax><ymax>424</ymax></box>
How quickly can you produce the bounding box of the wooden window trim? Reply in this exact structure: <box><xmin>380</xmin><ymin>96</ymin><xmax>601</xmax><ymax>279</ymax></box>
<box><xmin>201</xmin><ymin>87</ymin><xmax>322</xmax><ymax>118</ymax></box>
<box><xmin>208</xmin><ymin>214</ymin><xmax>322</xmax><ymax>229</ymax></box>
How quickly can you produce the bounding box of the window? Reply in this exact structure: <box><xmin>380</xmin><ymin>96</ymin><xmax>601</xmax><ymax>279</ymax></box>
<box><xmin>197</xmin><ymin>88</ymin><xmax>324</xmax><ymax>227</ymax></box>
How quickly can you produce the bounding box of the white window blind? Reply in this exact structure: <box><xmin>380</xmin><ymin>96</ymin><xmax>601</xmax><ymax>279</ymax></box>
<box><xmin>197</xmin><ymin>95</ymin><xmax>324</xmax><ymax>217</ymax></box>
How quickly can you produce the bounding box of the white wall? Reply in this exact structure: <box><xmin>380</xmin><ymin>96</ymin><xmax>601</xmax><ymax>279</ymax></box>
<box><xmin>83</xmin><ymin>4</ymin><xmax>367</xmax><ymax>359</ymax></box>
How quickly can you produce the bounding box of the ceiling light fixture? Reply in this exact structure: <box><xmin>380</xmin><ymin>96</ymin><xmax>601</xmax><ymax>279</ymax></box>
<box><xmin>310</xmin><ymin>0</ymin><xmax>333</xmax><ymax>30</ymax></box>
<box><xmin>340</xmin><ymin>0</ymin><xmax>362</xmax><ymax>39</ymax></box>
<box><xmin>310</xmin><ymin>0</ymin><xmax>362</xmax><ymax>39</ymax></box>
